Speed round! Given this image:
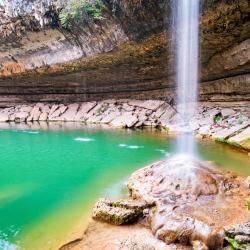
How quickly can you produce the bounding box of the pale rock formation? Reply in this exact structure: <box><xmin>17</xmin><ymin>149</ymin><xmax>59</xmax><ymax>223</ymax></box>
<box><xmin>75</xmin><ymin>102</ymin><xmax>97</xmax><ymax>121</ymax></box>
<box><xmin>228</xmin><ymin>126</ymin><xmax>250</xmax><ymax>151</ymax></box>
<box><xmin>0</xmin><ymin>112</ymin><xmax>9</xmax><ymax>122</ymax></box>
<box><xmin>101</xmin><ymin>112</ymin><xmax>120</xmax><ymax>124</ymax></box>
<box><xmin>27</xmin><ymin>106</ymin><xmax>41</xmax><ymax>121</ymax></box>
<box><xmin>221</xmin><ymin>108</ymin><xmax>236</xmax><ymax>117</ymax></box>
<box><xmin>0</xmin><ymin>99</ymin><xmax>249</xmax><ymax>151</ymax></box>
<box><xmin>39</xmin><ymin>112</ymin><xmax>48</xmax><ymax>121</ymax></box>
<box><xmin>48</xmin><ymin>104</ymin><xmax>59</xmax><ymax>117</ymax></box>
<box><xmin>14</xmin><ymin>111</ymin><xmax>29</xmax><ymax>122</ymax></box>
<box><xmin>111</xmin><ymin>112</ymin><xmax>138</xmax><ymax>128</ymax></box>
<box><xmin>60</xmin><ymin>104</ymin><xmax>79</xmax><ymax>121</ymax></box>
<box><xmin>211</xmin><ymin>123</ymin><xmax>250</xmax><ymax>141</ymax></box>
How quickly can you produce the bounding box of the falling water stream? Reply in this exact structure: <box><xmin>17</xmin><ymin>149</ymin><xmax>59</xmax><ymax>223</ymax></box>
<box><xmin>174</xmin><ymin>0</ymin><xmax>200</xmax><ymax>156</ymax></box>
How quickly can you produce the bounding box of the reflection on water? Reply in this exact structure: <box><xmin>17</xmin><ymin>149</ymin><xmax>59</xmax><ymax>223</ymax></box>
<box><xmin>0</xmin><ymin>122</ymin><xmax>248</xmax><ymax>250</ymax></box>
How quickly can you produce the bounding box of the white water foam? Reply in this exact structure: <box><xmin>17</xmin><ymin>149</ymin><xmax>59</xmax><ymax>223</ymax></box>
<box><xmin>118</xmin><ymin>144</ymin><xmax>144</xmax><ymax>149</ymax></box>
<box><xmin>127</xmin><ymin>145</ymin><xmax>144</xmax><ymax>149</ymax></box>
<box><xmin>74</xmin><ymin>137</ymin><xmax>95</xmax><ymax>142</ymax></box>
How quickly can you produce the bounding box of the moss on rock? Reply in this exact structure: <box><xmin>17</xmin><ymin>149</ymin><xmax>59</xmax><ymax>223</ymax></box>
<box><xmin>92</xmin><ymin>198</ymin><xmax>149</xmax><ymax>225</ymax></box>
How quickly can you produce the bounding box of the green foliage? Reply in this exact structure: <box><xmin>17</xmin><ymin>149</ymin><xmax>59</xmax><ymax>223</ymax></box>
<box><xmin>214</xmin><ymin>112</ymin><xmax>223</xmax><ymax>124</ymax></box>
<box><xmin>227</xmin><ymin>238</ymin><xmax>247</xmax><ymax>250</ymax></box>
<box><xmin>247</xmin><ymin>200</ymin><xmax>250</xmax><ymax>211</ymax></box>
<box><xmin>59</xmin><ymin>0</ymin><xmax>104</xmax><ymax>29</ymax></box>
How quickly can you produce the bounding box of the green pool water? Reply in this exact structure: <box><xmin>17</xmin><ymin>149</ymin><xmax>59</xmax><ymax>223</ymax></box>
<box><xmin>0</xmin><ymin>124</ymin><xmax>249</xmax><ymax>250</ymax></box>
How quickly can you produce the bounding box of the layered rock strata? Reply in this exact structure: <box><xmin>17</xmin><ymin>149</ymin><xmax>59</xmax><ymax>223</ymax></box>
<box><xmin>0</xmin><ymin>1</ymin><xmax>250</xmax><ymax>103</ymax></box>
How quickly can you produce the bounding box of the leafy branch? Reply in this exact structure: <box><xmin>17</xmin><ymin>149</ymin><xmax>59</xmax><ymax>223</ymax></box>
<box><xmin>59</xmin><ymin>0</ymin><xmax>104</xmax><ymax>29</ymax></box>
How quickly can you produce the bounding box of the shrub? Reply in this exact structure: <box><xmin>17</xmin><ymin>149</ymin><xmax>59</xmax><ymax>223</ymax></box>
<box><xmin>59</xmin><ymin>0</ymin><xmax>104</xmax><ymax>29</ymax></box>
<box><xmin>227</xmin><ymin>238</ymin><xmax>247</xmax><ymax>250</ymax></box>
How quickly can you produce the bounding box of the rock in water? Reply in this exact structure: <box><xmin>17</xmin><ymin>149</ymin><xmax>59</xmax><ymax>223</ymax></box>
<box><xmin>128</xmin><ymin>156</ymin><xmax>250</xmax><ymax>249</ymax></box>
<box><xmin>65</xmin><ymin>156</ymin><xmax>250</xmax><ymax>250</ymax></box>
<box><xmin>128</xmin><ymin>155</ymin><xmax>220</xmax><ymax>203</ymax></box>
<box><xmin>92</xmin><ymin>198</ymin><xmax>148</xmax><ymax>225</ymax></box>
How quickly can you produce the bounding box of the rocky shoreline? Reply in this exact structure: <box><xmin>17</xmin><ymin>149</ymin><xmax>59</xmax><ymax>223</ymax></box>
<box><xmin>0</xmin><ymin>99</ymin><xmax>249</xmax><ymax>152</ymax></box>
<box><xmin>2</xmin><ymin>98</ymin><xmax>247</xmax><ymax>249</ymax></box>
<box><xmin>60</xmin><ymin>157</ymin><xmax>250</xmax><ymax>250</ymax></box>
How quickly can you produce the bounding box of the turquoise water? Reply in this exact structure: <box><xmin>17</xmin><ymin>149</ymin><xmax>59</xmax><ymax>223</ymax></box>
<box><xmin>0</xmin><ymin>124</ymin><xmax>249</xmax><ymax>250</ymax></box>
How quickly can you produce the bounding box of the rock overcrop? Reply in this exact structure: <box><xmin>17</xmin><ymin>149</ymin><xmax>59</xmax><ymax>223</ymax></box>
<box><xmin>89</xmin><ymin>157</ymin><xmax>250</xmax><ymax>250</ymax></box>
<box><xmin>92</xmin><ymin>198</ymin><xmax>149</xmax><ymax>225</ymax></box>
<box><xmin>0</xmin><ymin>99</ymin><xmax>249</xmax><ymax>151</ymax></box>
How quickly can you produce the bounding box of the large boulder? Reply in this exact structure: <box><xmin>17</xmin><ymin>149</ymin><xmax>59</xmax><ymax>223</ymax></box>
<box><xmin>128</xmin><ymin>156</ymin><xmax>250</xmax><ymax>249</ymax></box>
<box><xmin>128</xmin><ymin>156</ymin><xmax>221</xmax><ymax>203</ymax></box>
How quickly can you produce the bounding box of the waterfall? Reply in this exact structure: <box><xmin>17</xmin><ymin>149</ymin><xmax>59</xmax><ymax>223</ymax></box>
<box><xmin>173</xmin><ymin>0</ymin><xmax>200</xmax><ymax>156</ymax></box>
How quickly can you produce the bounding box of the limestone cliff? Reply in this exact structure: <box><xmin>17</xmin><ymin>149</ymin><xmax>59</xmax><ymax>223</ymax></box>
<box><xmin>0</xmin><ymin>0</ymin><xmax>250</xmax><ymax>104</ymax></box>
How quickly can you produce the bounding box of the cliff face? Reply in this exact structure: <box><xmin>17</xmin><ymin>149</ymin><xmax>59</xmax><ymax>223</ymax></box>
<box><xmin>0</xmin><ymin>0</ymin><xmax>250</xmax><ymax>104</ymax></box>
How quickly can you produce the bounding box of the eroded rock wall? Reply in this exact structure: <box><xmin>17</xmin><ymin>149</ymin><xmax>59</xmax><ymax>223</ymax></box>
<box><xmin>0</xmin><ymin>0</ymin><xmax>250</xmax><ymax>104</ymax></box>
